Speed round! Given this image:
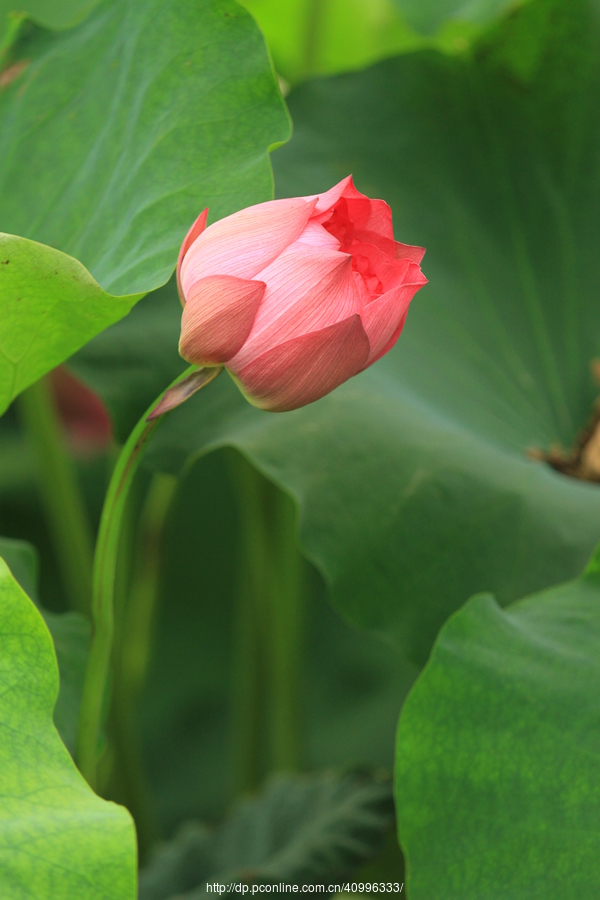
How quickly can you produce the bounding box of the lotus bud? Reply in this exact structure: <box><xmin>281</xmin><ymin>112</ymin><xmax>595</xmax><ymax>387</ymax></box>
<box><xmin>177</xmin><ymin>176</ymin><xmax>426</xmax><ymax>412</ymax></box>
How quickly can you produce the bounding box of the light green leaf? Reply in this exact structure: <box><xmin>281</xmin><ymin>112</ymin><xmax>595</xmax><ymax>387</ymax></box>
<box><xmin>242</xmin><ymin>0</ymin><xmax>425</xmax><ymax>84</ymax></box>
<box><xmin>0</xmin><ymin>0</ymin><xmax>289</xmax><ymax>295</ymax></box>
<box><xmin>395</xmin><ymin>545</ymin><xmax>600</xmax><ymax>898</ymax></box>
<box><xmin>0</xmin><ymin>535</ymin><xmax>90</xmax><ymax>754</ymax></box>
<box><xmin>242</xmin><ymin>0</ymin><xmax>532</xmax><ymax>85</ymax></box>
<box><xmin>80</xmin><ymin>0</ymin><xmax>600</xmax><ymax>666</ymax></box>
<box><xmin>139</xmin><ymin>771</ymin><xmax>394</xmax><ymax>899</ymax></box>
<box><xmin>0</xmin><ymin>233</ymin><xmax>140</xmax><ymax>415</ymax></box>
<box><xmin>0</xmin><ymin>554</ymin><xmax>136</xmax><ymax>899</ymax></box>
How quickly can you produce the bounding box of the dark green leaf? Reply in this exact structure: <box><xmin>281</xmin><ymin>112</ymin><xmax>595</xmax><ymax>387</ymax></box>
<box><xmin>138</xmin><ymin>453</ymin><xmax>416</xmax><ymax>832</ymax></box>
<box><xmin>0</xmin><ymin>0</ymin><xmax>289</xmax><ymax>295</ymax></box>
<box><xmin>394</xmin><ymin>0</ymin><xmax>530</xmax><ymax>35</ymax></box>
<box><xmin>0</xmin><ymin>553</ymin><xmax>135</xmax><ymax>899</ymax></box>
<box><xmin>0</xmin><ymin>428</ymin><xmax>34</xmax><ymax>493</ymax></box>
<box><xmin>139</xmin><ymin>771</ymin><xmax>394</xmax><ymax>899</ymax></box>
<box><xmin>396</xmin><ymin>544</ymin><xmax>600</xmax><ymax>898</ymax></box>
<box><xmin>44</xmin><ymin>608</ymin><xmax>90</xmax><ymax>754</ymax></box>
<box><xmin>0</xmin><ymin>534</ymin><xmax>37</xmax><ymax>597</ymax></box>
<box><xmin>128</xmin><ymin>0</ymin><xmax>599</xmax><ymax>665</ymax></box>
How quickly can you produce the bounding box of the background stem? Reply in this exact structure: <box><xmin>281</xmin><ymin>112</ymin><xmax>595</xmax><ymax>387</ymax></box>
<box><xmin>17</xmin><ymin>376</ymin><xmax>94</xmax><ymax>615</ymax></box>
<box><xmin>268</xmin><ymin>485</ymin><xmax>304</xmax><ymax>772</ymax></box>
<box><xmin>303</xmin><ymin>0</ymin><xmax>326</xmax><ymax>76</ymax></box>
<box><xmin>229</xmin><ymin>454</ymin><xmax>305</xmax><ymax>793</ymax></box>
<box><xmin>229</xmin><ymin>453</ymin><xmax>269</xmax><ymax>794</ymax></box>
<box><xmin>110</xmin><ymin>472</ymin><xmax>177</xmax><ymax>860</ymax></box>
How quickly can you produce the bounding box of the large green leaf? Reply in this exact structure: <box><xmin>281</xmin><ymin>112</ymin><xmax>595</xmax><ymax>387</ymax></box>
<box><xmin>395</xmin><ymin>545</ymin><xmax>600</xmax><ymax>898</ymax></box>
<box><xmin>0</xmin><ymin>554</ymin><xmax>136</xmax><ymax>899</ymax></box>
<box><xmin>79</xmin><ymin>0</ymin><xmax>599</xmax><ymax>666</ymax></box>
<box><xmin>0</xmin><ymin>0</ymin><xmax>100</xmax><ymax>32</ymax></box>
<box><xmin>0</xmin><ymin>0</ymin><xmax>289</xmax><ymax>295</ymax></box>
<box><xmin>0</xmin><ymin>0</ymin><xmax>287</xmax><ymax>410</ymax></box>
<box><xmin>139</xmin><ymin>771</ymin><xmax>394</xmax><ymax>899</ymax></box>
<box><xmin>0</xmin><ymin>233</ymin><xmax>140</xmax><ymax>414</ymax></box>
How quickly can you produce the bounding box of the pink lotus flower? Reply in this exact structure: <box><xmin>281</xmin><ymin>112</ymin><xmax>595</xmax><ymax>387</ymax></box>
<box><xmin>177</xmin><ymin>176</ymin><xmax>427</xmax><ymax>412</ymax></box>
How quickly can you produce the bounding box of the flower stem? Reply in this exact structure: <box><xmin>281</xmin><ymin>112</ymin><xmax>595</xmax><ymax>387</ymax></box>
<box><xmin>76</xmin><ymin>364</ymin><xmax>221</xmax><ymax>790</ymax></box>
<box><xmin>76</xmin><ymin>417</ymin><xmax>158</xmax><ymax>788</ymax></box>
<box><xmin>17</xmin><ymin>376</ymin><xmax>94</xmax><ymax>615</ymax></box>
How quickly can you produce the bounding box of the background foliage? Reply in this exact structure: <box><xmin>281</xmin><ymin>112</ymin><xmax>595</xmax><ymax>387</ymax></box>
<box><xmin>0</xmin><ymin>0</ymin><xmax>599</xmax><ymax>896</ymax></box>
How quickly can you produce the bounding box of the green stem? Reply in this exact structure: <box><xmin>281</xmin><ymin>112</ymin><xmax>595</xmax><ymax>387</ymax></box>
<box><xmin>17</xmin><ymin>376</ymin><xmax>94</xmax><ymax>615</ymax></box>
<box><xmin>76</xmin><ymin>365</ymin><xmax>221</xmax><ymax>790</ymax></box>
<box><xmin>76</xmin><ymin>418</ymin><xmax>158</xmax><ymax>788</ymax></box>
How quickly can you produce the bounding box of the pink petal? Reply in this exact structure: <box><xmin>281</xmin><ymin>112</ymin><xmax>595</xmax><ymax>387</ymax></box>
<box><xmin>307</xmin><ymin>178</ymin><xmax>394</xmax><ymax>255</ymax></box>
<box><xmin>394</xmin><ymin>241</ymin><xmax>426</xmax><ymax>264</ymax></box>
<box><xmin>360</xmin><ymin>267</ymin><xmax>427</xmax><ymax>367</ymax></box>
<box><xmin>316</xmin><ymin>194</ymin><xmax>396</xmax><ymax>257</ymax></box>
<box><xmin>350</xmin><ymin>241</ymin><xmax>413</xmax><ymax>295</ymax></box>
<box><xmin>177</xmin><ymin>208</ymin><xmax>208</xmax><ymax>305</ymax></box>
<box><xmin>368</xmin><ymin>308</ymin><xmax>410</xmax><ymax>368</ymax></box>
<box><xmin>303</xmin><ymin>175</ymin><xmax>360</xmax><ymax>217</ymax></box>
<box><xmin>230</xmin><ymin>244</ymin><xmax>363</xmax><ymax>369</ymax></box>
<box><xmin>179</xmin><ymin>275</ymin><xmax>266</xmax><ymax>366</ymax></box>
<box><xmin>180</xmin><ymin>197</ymin><xmax>317</xmax><ymax>294</ymax></box>
<box><xmin>296</xmin><ymin>220</ymin><xmax>341</xmax><ymax>250</ymax></box>
<box><xmin>234</xmin><ymin>314</ymin><xmax>371</xmax><ymax>412</ymax></box>
<box><xmin>344</xmin><ymin>197</ymin><xmax>395</xmax><ymax>250</ymax></box>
